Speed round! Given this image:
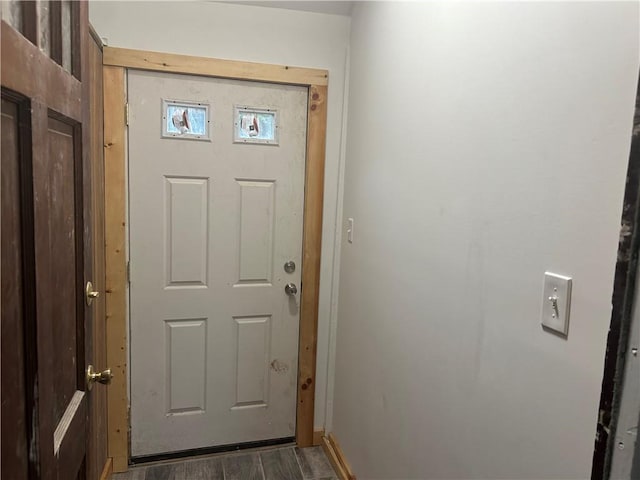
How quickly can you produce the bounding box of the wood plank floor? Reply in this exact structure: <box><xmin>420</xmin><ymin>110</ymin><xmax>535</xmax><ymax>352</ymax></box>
<box><xmin>112</xmin><ymin>446</ymin><xmax>337</xmax><ymax>480</ymax></box>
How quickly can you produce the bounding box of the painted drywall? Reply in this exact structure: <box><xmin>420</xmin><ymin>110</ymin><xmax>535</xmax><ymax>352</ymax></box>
<box><xmin>221</xmin><ymin>1</ymin><xmax>354</xmax><ymax>16</ymax></box>
<box><xmin>332</xmin><ymin>2</ymin><xmax>639</xmax><ymax>479</ymax></box>
<box><xmin>89</xmin><ymin>0</ymin><xmax>350</xmax><ymax>429</ymax></box>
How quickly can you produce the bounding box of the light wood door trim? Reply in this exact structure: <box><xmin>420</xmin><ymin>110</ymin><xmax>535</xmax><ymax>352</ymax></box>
<box><xmin>297</xmin><ymin>84</ymin><xmax>327</xmax><ymax>447</ymax></box>
<box><xmin>103</xmin><ymin>65</ymin><xmax>129</xmax><ymax>472</ymax></box>
<box><xmin>103</xmin><ymin>48</ymin><xmax>328</xmax><ymax>469</ymax></box>
<box><xmin>103</xmin><ymin>47</ymin><xmax>328</xmax><ymax>86</ymax></box>
<box><xmin>297</xmin><ymin>84</ymin><xmax>326</xmax><ymax>448</ymax></box>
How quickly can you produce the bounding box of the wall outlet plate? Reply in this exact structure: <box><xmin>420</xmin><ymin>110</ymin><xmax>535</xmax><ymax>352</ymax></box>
<box><xmin>541</xmin><ymin>272</ymin><xmax>572</xmax><ymax>337</ymax></box>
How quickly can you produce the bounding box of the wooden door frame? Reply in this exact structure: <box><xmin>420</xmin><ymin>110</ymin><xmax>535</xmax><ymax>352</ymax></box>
<box><xmin>102</xmin><ymin>47</ymin><xmax>328</xmax><ymax>472</ymax></box>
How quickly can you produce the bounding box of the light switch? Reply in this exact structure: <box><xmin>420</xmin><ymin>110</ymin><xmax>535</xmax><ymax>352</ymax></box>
<box><xmin>347</xmin><ymin>218</ymin><xmax>354</xmax><ymax>244</ymax></box>
<box><xmin>541</xmin><ymin>272</ymin><xmax>572</xmax><ymax>336</ymax></box>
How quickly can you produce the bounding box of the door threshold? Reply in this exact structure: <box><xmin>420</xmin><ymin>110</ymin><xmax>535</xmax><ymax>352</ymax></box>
<box><xmin>130</xmin><ymin>436</ymin><xmax>296</xmax><ymax>466</ymax></box>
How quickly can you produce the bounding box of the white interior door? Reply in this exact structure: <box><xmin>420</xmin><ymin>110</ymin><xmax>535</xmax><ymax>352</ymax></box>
<box><xmin>128</xmin><ymin>70</ymin><xmax>307</xmax><ymax>457</ymax></box>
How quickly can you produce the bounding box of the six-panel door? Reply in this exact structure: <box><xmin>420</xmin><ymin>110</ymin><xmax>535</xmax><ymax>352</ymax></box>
<box><xmin>128</xmin><ymin>70</ymin><xmax>308</xmax><ymax>457</ymax></box>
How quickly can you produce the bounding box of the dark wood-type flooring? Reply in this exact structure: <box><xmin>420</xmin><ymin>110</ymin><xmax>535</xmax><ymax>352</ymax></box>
<box><xmin>112</xmin><ymin>446</ymin><xmax>337</xmax><ymax>480</ymax></box>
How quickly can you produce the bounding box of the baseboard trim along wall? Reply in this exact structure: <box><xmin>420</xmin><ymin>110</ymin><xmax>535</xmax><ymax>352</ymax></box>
<box><xmin>322</xmin><ymin>433</ymin><xmax>355</xmax><ymax>480</ymax></box>
<box><xmin>99</xmin><ymin>458</ymin><xmax>113</xmax><ymax>480</ymax></box>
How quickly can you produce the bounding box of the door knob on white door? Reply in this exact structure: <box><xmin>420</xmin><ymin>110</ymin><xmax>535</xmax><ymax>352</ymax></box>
<box><xmin>285</xmin><ymin>283</ymin><xmax>297</xmax><ymax>296</ymax></box>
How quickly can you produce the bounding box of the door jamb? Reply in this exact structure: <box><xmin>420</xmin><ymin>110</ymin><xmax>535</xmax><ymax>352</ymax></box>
<box><xmin>102</xmin><ymin>47</ymin><xmax>328</xmax><ymax>472</ymax></box>
<box><xmin>591</xmin><ymin>74</ymin><xmax>640</xmax><ymax>479</ymax></box>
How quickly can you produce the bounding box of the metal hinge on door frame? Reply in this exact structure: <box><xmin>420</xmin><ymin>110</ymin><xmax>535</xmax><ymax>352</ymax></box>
<box><xmin>125</xmin><ymin>103</ymin><xmax>130</xmax><ymax>126</ymax></box>
<box><xmin>126</xmin><ymin>261</ymin><xmax>131</xmax><ymax>284</ymax></box>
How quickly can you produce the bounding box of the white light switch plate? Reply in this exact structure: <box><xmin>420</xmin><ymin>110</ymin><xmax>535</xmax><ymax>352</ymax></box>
<box><xmin>541</xmin><ymin>272</ymin><xmax>572</xmax><ymax>336</ymax></box>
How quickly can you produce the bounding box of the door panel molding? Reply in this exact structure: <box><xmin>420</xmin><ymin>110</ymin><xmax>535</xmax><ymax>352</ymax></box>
<box><xmin>1</xmin><ymin>91</ymin><xmax>35</xmax><ymax>480</ymax></box>
<box><xmin>102</xmin><ymin>48</ymin><xmax>328</xmax><ymax>471</ymax></box>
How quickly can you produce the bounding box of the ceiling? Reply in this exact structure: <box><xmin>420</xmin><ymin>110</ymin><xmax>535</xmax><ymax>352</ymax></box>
<box><xmin>218</xmin><ymin>1</ymin><xmax>354</xmax><ymax>16</ymax></box>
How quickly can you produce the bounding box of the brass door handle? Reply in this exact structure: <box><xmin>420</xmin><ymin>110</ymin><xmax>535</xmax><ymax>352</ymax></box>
<box><xmin>85</xmin><ymin>281</ymin><xmax>99</xmax><ymax>306</ymax></box>
<box><xmin>86</xmin><ymin>365</ymin><xmax>113</xmax><ymax>390</ymax></box>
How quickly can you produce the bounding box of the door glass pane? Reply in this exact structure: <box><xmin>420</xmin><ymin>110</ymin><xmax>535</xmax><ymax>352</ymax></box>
<box><xmin>234</xmin><ymin>106</ymin><xmax>279</xmax><ymax>145</ymax></box>
<box><xmin>162</xmin><ymin>100</ymin><xmax>211</xmax><ymax>140</ymax></box>
<box><xmin>61</xmin><ymin>0</ymin><xmax>71</xmax><ymax>72</ymax></box>
<box><xmin>1</xmin><ymin>1</ymin><xmax>24</xmax><ymax>33</ymax></box>
<box><xmin>37</xmin><ymin>0</ymin><xmax>50</xmax><ymax>57</ymax></box>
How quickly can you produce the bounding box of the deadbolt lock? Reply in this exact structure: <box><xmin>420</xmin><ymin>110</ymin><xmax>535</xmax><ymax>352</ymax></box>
<box><xmin>86</xmin><ymin>365</ymin><xmax>113</xmax><ymax>391</ymax></box>
<box><xmin>284</xmin><ymin>261</ymin><xmax>296</xmax><ymax>273</ymax></box>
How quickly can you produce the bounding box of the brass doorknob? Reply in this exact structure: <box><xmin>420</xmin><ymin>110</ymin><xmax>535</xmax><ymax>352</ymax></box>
<box><xmin>85</xmin><ymin>281</ymin><xmax>99</xmax><ymax>306</ymax></box>
<box><xmin>86</xmin><ymin>365</ymin><xmax>113</xmax><ymax>391</ymax></box>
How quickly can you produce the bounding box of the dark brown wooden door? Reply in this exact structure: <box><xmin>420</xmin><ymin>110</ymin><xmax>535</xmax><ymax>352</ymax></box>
<box><xmin>1</xmin><ymin>2</ymin><xmax>95</xmax><ymax>479</ymax></box>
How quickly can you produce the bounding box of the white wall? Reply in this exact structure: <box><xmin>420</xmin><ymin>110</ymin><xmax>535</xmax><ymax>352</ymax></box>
<box><xmin>89</xmin><ymin>0</ymin><xmax>350</xmax><ymax>429</ymax></box>
<box><xmin>333</xmin><ymin>2</ymin><xmax>639</xmax><ymax>479</ymax></box>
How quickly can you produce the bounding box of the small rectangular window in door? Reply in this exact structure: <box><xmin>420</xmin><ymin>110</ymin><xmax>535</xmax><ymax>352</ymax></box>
<box><xmin>234</xmin><ymin>106</ymin><xmax>278</xmax><ymax>145</ymax></box>
<box><xmin>162</xmin><ymin>100</ymin><xmax>210</xmax><ymax>140</ymax></box>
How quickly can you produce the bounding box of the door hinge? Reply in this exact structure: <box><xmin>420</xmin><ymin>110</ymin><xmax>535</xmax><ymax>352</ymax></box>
<box><xmin>125</xmin><ymin>103</ymin><xmax>130</xmax><ymax>126</ymax></box>
<box><xmin>126</xmin><ymin>261</ymin><xmax>131</xmax><ymax>284</ymax></box>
